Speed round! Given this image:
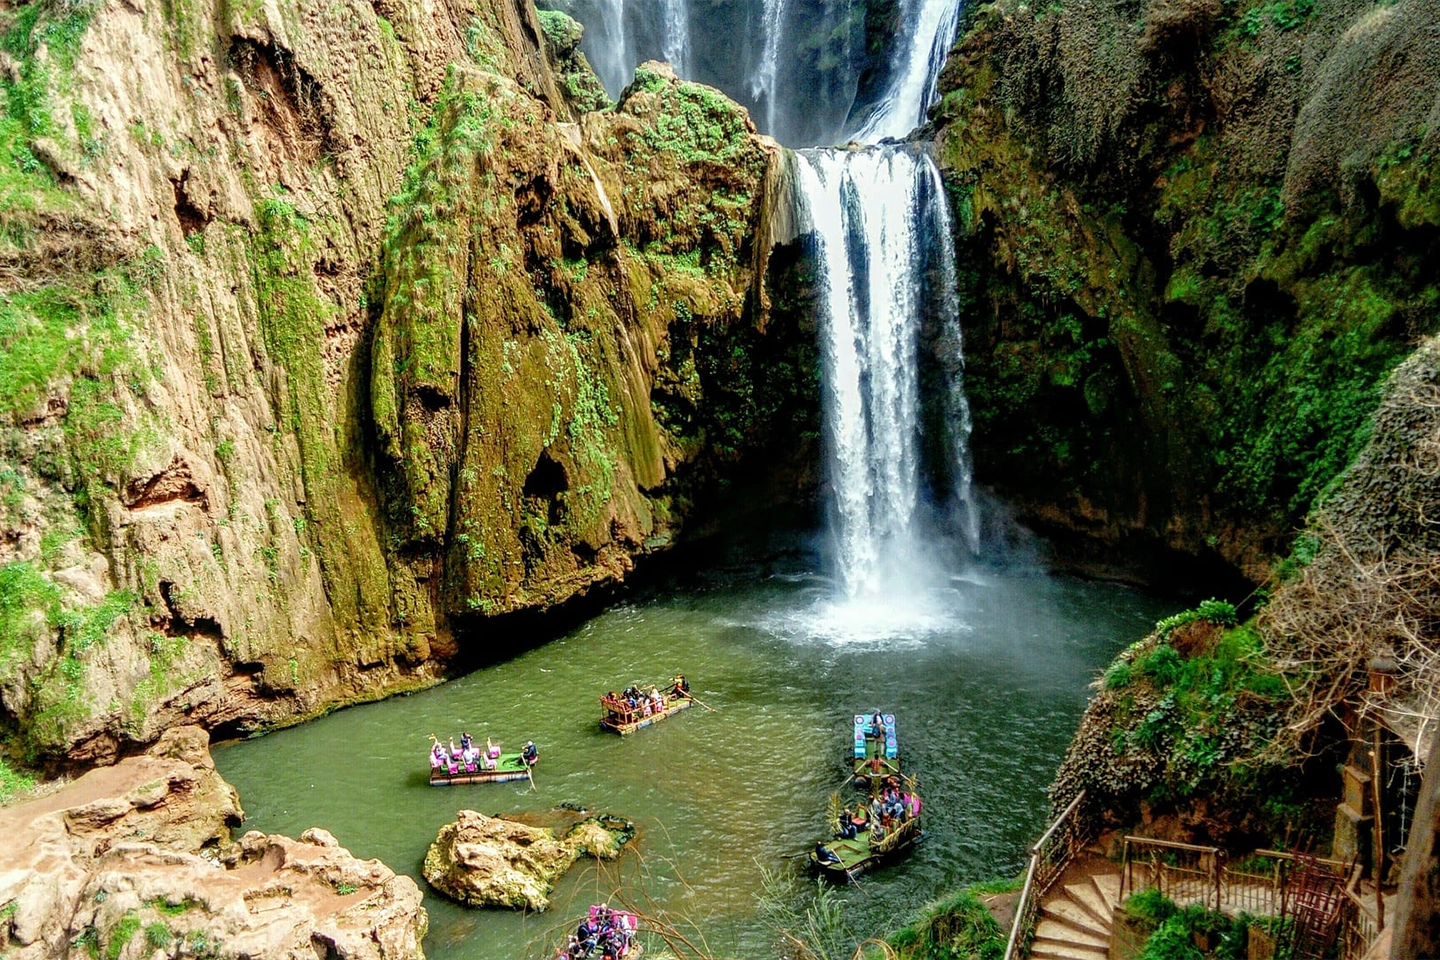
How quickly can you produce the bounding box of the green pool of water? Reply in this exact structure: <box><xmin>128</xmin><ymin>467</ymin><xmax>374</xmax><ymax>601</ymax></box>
<box><xmin>213</xmin><ymin>549</ymin><xmax>1173</xmax><ymax>959</ymax></box>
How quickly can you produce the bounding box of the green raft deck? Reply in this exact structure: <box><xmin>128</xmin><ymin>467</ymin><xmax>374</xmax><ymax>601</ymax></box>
<box><xmin>810</xmin><ymin>815</ymin><xmax>923</xmax><ymax>881</ymax></box>
<box><xmin>429</xmin><ymin>751</ymin><xmax>534</xmax><ymax>785</ymax></box>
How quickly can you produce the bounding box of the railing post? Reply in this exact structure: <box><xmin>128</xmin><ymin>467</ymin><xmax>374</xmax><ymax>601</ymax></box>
<box><xmin>1214</xmin><ymin>850</ymin><xmax>1222</xmax><ymax>913</ymax></box>
<box><xmin>1120</xmin><ymin>838</ymin><xmax>1130</xmax><ymax>904</ymax></box>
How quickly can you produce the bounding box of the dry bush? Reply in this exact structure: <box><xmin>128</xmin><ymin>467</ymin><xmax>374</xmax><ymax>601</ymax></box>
<box><xmin>1260</xmin><ymin>339</ymin><xmax>1440</xmax><ymax>763</ymax></box>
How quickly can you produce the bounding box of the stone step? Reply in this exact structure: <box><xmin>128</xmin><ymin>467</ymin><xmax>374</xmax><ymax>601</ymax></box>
<box><xmin>1092</xmin><ymin>873</ymin><xmax>1122</xmax><ymax>912</ymax></box>
<box><xmin>1030</xmin><ymin>936</ymin><xmax>1109</xmax><ymax>960</ymax></box>
<box><xmin>1041</xmin><ymin>898</ymin><xmax>1111</xmax><ymax>940</ymax></box>
<box><xmin>1035</xmin><ymin>919</ymin><xmax>1109</xmax><ymax>950</ymax></box>
<box><xmin>1064</xmin><ymin>880</ymin><xmax>1115</xmax><ymax>926</ymax></box>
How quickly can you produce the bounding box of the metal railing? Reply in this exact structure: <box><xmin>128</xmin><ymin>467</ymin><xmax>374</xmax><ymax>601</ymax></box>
<box><xmin>1121</xmin><ymin>836</ymin><xmax>1223</xmax><ymax>911</ymax></box>
<box><xmin>1340</xmin><ymin>867</ymin><xmax>1382</xmax><ymax>960</ymax></box>
<box><xmin>1121</xmin><ymin>840</ymin><xmax>1381</xmax><ymax>960</ymax></box>
<box><xmin>1003</xmin><ymin>790</ymin><xmax>1091</xmax><ymax>960</ymax></box>
<box><xmin>1002</xmin><ymin>824</ymin><xmax>1385</xmax><ymax>960</ymax></box>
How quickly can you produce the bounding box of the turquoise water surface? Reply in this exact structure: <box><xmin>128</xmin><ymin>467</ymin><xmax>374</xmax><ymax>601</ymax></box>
<box><xmin>214</xmin><ymin>542</ymin><xmax>1174</xmax><ymax>958</ymax></box>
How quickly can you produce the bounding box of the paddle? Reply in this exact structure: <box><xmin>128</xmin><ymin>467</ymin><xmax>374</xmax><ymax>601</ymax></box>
<box><xmin>678</xmin><ymin>690</ymin><xmax>716</xmax><ymax>713</ymax></box>
<box><xmin>526</xmin><ymin>764</ymin><xmax>539</xmax><ymax>794</ymax></box>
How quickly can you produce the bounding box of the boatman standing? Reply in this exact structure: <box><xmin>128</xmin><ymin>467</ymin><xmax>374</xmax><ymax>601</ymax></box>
<box><xmin>670</xmin><ymin>674</ymin><xmax>689</xmax><ymax>699</ymax></box>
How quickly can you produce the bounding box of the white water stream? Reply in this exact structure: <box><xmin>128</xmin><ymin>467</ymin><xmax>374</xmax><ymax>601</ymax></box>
<box><xmin>659</xmin><ymin>0</ymin><xmax>691</xmax><ymax>79</ymax></box>
<box><xmin>847</xmin><ymin>0</ymin><xmax>964</xmax><ymax>141</ymax></box>
<box><xmin>796</xmin><ymin>148</ymin><xmax>974</xmax><ymax>603</ymax></box>
<box><xmin>793</xmin><ymin>0</ymin><xmax>971</xmax><ymax>606</ymax></box>
<box><xmin>751</xmin><ymin>0</ymin><xmax>788</xmax><ymax>138</ymax></box>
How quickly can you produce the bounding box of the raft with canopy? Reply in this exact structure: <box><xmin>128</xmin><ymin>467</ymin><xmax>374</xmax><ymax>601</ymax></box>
<box><xmin>852</xmin><ymin>710</ymin><xmax>900</xmax><ymax>787</ymax></box>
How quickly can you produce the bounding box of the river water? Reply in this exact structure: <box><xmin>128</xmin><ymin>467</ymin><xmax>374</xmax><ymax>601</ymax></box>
<box><xmin>214</xmin><ymin>537</ymin><xmax>1174</xmax><ymax>959</ymax></box>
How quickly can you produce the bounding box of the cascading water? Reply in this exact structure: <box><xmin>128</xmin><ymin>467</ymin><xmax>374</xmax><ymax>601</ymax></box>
<box><xmin>848</xmin><ymin>0</ymin><xmax>965</xmax><ymax>142</ymax></box>
<box><xmin>556</xmin><ymin>0</ymin><xmax>975</xmax><ymax>627</ymax></box>
<box><xmin>788</xmin><ymin>0</ymin><xmax>973</xmax><ymax>617</ymax></box>
<box><xmin>751</xmin><ymin>0</ymin><xmax>789</xmax><ymax>139</ymax></box>
<box><xmin>796</xmin><ymin>148</ymin><xmax>974</xmax><ymax>605</ymax></box>
<box><xmin>659</xmin><ymin>0</ymin><xmax>692</xmax><ymax>79</ymax></box>
<box><xmin>591</xmin><ymin>0</ymin><xmax>630</xmax><ymax>95</ymax></box>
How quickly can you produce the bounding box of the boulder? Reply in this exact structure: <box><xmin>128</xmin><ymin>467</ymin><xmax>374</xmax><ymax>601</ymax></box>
<box><xmin>422</xmin><ymin>810</ymin><xmax>634</xmax><ymax>910</ymax></box>
<box><xmin>0</xmin><ymin>726</ymin><xmax>427</xmax><ymax>960</ymax></box>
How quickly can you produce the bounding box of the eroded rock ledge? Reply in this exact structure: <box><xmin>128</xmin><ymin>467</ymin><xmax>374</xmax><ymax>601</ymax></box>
<box><xmin>0</xmin><ymin>726</ymin><xmax>426</xmax><ymax>960</ymax></box>
<box><xmin>421</xmin><ymin>809</ymin><xmax>634</xmax><ymax>911</ymax></box>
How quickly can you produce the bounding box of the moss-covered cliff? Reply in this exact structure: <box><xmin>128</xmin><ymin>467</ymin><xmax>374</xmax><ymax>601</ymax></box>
<box><xmin>934</xmin><ymin>0</ymin><xmax>1440</xmax><ymax>581</ymax></box>
<box><xmin>0</xmin><ymin>0</ymin><xmax>814</xmax><ymax>763</ymax></box>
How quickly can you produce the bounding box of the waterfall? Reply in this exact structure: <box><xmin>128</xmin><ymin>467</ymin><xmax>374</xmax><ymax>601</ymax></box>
<box><xmin>751</xmin><ymin>0</ymin><xmax>788</xmax><ymax>140</ymax></box>
<box><xmin>660</xmin><ymin>0</ymin><xmax>692</xmax><ymax>78</ymax></box>
<box><xmin>796</xmin><ymin>147</ymin><xmax>970</xmax><ymax>597</ymax></box>
<box><xmin>571</xmin><ymin>0</ymin><xmax>630</xmax><ymax>97</ymax></box>
<box><xmin>931</xmin><ymin>188</ymin><xmax>980</xmax><ymax>552</ymax></box>
<box><xmin>561</xmin><ymin>0</ymin><xmax>979</xmax><ymax>616</ymax></box>
<box><xmin>848</xmin><ymin>0</ymin><xmax>964</xmax><ymax>141</ymax></box>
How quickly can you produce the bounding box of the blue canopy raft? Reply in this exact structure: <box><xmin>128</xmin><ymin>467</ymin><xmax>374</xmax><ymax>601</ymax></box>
<box><xmin>852</xmin><ymin>711</ymin><xmax>900</xmax><ymax>788</ymax></box>
<box><xmin>810</xmin><ymin>710</ymin><xmax>922</xmax><ymax>881</ymax></box>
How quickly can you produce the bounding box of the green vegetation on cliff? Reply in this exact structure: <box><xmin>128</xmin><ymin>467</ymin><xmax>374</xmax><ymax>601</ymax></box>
<box><xmin>369</xmin><ymin>53</ymin><xmax>804</xmax><ymax>621</ymax></box>
<box><xmin>936</xmin><ymin>0</ymin><xmax>1440</xmax><ymax>574</ymax></box>
<box><xmin>883</xmin><ymin>881</ymin><xmax>1012</xmax><ymax>960</ymax></box>
<box><xmin>1053</xmin><ymin>598</ymin><xmax>1319</xmax><ymax>843</ymax></box>
<box><xmin>1</xmin><ymin>0</ymin><xmax>96</xmax><ymax>206</ymax></box>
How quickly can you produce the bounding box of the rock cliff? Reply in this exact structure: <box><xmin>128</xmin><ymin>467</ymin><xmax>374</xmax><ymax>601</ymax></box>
<box><xmin>420</xmin><ymin>808</ymin><xmax>633</xmax><ymax>910</ymax></box>
<box><xmin>0</xmin><ymin>0</ymin><xmax>813</xmax><ymax>762</ymax></box>
<box><xmin>0</xmin><ymin>726</ymin><xmax>427</xmax><ymax>960</ymax></box>
<box><xmin>934</xmin><ymin>0</ymin><xmax>1440</xmax><ymax>582</ymax></box>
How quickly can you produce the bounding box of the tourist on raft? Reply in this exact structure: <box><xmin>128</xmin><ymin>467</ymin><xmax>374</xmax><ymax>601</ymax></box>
<box><xmin>558</xmin><ymin>905</ymin><xmax>635</xmax><ymax>959</ymax></box>
<box><xmin>836</xmin><ymin>808</ymin><xmax>858</xmax><ymax>840</ymax></box>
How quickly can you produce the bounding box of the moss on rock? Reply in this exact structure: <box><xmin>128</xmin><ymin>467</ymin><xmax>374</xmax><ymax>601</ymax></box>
<box><xmin>935</xmin><ymin>0</ymin><xmax>1440</xmax><ymax>580</ymax></box>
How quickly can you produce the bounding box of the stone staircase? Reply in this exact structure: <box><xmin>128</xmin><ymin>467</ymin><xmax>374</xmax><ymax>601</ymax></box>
<box><xmin>1030</xmin><ymin>872</ymin><xmax>1121</xmax><ymax>960</ymax></box>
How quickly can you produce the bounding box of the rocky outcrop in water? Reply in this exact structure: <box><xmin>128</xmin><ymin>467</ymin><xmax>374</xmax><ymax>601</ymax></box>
<box><xmin>934</xmin><ymin>0</ymin><xmax>1440</xmax><ymax>582</ymax></box>
<box><xmin>0</xmin><ymin>0</ymin><xmax>814</xmax><ymax>763</ymax></box>
<box><xmin>0</xmin><ymin>726</ymin><xmax>426</xmax><ymax>960</ymax></box>
<box><xmin>421</xmin><ymin>809</ymin><xmax>633</xmax><ymax>910</ymax></box>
